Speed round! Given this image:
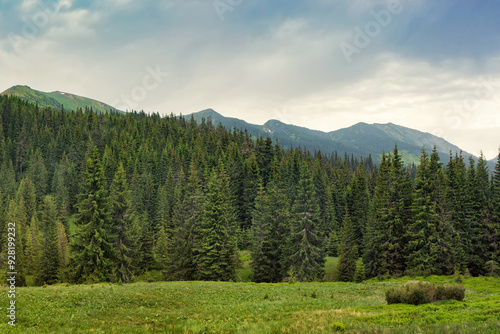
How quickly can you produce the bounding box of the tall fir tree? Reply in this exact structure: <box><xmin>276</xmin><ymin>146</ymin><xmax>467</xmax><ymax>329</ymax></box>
<box><xmin>165</xmin><ymin>163</ymin><xmax>204</xmax><ymax>281</ymax></box>
<box><xmin>445</xmin><ymin>152</ymin><xmax>470</xmax><ymax>270</ymax></box>
<box><xmin>466</xmin><ymin>156</ymin><xmax>488</xmax><ymax>275</ymax></box>
<box><xmin>36</xmin><ymin>195</ymin><xmax>61</xmax><ymax>285</ymax></box>
<box><xmin>346</xmin><ymin>166</ymin><xmax>369</xmax><ymax>254</ymax></box>
<box><xmin>337</xmin><ymin>209</ymin><xmax>358</xmax><ymax>282</ymax></box>
<box><xmin>364</xmin><ymin>147</ymin><xmax>413</xmax><ymax>278</ymax></box>
<box><xmin>109</xmin><ymin>162</ymin><xmax>141</xmax><ymax>283</ymax></box>
<box><xmin>285</xmin><ymin>163</ymin><xmax>325</xmax><ymax>282</ymax></box>
<box><xmin>488</xmin><ymin>151</ymin><xmax>500</xmax><ymax>266</ymax></box>
<box><xmin>405</xmin><ymin>148</ymin><xmax>456</xmax><ymax>276</ymax></box>
<box><xmin>70</xmin><ymin>146</ymin><xmax>115</xmax><ymax>283</ymax></box>
<box><xmin>24</xmin><ymin>216</ymin><xmax>41</xmax><ymax>276</ymax></box>
<box><xmin>196</xmin><ymin>162</ymin><xmax>238</xmax><ymax>281</ymax></box>
<box><xmin>251</xmin><ymin>182</ymin><xmax>291</xmax><ymax>283</ymax></box>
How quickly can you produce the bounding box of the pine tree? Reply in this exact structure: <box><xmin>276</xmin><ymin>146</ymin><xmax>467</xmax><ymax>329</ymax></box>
<box><xmin>56</xmin><ymin>221</ymin><xmax>70</xmax><ymax>282</ymax></box>
<box><xmin>346</xmin><ymin>166</ymin><xmax>369</xmax><ymax>254</ymax></box>
<box><xmin>466</xmin><ymin>156</ymin><xmax>488</xmax><ymax>275</ymax></box>
<box><xmin>165</xmin><ymin>163</ymin><xmax>204</xmax><ymax>281</ymax></box>
<box><xmin>16</xmin><ymin>177</ymin><xmax>37</xmax><ymax>222</ymax></box>
<box><xmin>364</xmin><ymin>147</ymin><xmax>412</xmax><ymax>278</ymax></box>
<box><xmin>488</xmin><ymin>151</ymin><xmax>500</xmax><ymax>265</ymax></box>
<box><xmin>109</xmin><ymin>162</ymin><xmax>140</xmax><ymax>283</ymax></box>
<box><xmin>154</xmin><ymin>226</ymin><xmax>169</xmax><ymax>272</ymax></box>
<box><xmin>24</xmin><ymin>216</ymin><xmax>41</xmax><ymax>275</ymax></box>
<box><xmin>337</xmin><ymin>209</ymin><xmax>358</xmax><ymax>282</ymax></box>
<box><xmin>405</xmin><ymin>148</ymin><xmax>456</xmax><ymax>276</ymax></box>
<box><xmin>250</xmin><ymin>183</ymin><xmax>290</xmax><ymax>283</ymax></box>
<box><xmin>36</xmin><ymin>195</ymin><xmax>61</xmax><ymax>285</ymax></box>
<box><xmin>327</xmin><ymin>230</ymin><xmax>340</xmax><ymax>257</ymax></box>
<box><xmin>242</xmin><ymin>152</ymin><xmax>261</xmax><ymax>231</ymax></box>
<box><xmin>196</xmin><ymin>163</ymin><xmax>238</xmax><ymax>281</ymax></box>
<box><xmin>70</xmin><ymin>146</ymin><xmax>115</xmax><ymax>283</ymax></box>
<box><xmin>354</xmin><ymin>258</ymin><xmax>366</xmax><ymax>283</ymax></box>
<box><xmin>446</xmin><ymin>152</ymin><xmax>470</xmax><ymax>270</ymax></box>
<box><xmin>285</xmin><ymin>163</ymin><xmax>325</xmax><ymax>282</ymax></box>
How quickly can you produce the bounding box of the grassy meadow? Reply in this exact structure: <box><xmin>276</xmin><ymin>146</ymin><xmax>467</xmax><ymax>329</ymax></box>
<box><xmin>1</xmin><ymin>258</ymin><xmax>499</xmax><ymax>333</ymax></box>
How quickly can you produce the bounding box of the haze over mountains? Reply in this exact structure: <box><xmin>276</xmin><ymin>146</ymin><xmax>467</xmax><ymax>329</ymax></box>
<box><xmin>2</xmin><ymin>85</ymin><xmax>496</xmax><ymax>167</ymax></box>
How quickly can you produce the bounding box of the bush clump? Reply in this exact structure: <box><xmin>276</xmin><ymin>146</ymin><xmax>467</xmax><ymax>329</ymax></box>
<box><xmin>386</xmin><ymin>282</ymin><xmax>465</xmax><ymax>305</ymax></box>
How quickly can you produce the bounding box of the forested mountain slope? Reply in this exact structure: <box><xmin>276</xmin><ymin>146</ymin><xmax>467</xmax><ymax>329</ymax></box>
<box><xmin>187</xmin><ymin>109</ymin><xmax>480</xmax><ymax>166</ymax></box>
<box><xmin>0</xmin><ymin>95</ymin><xmax>498</xmax><ymax>286</ymax></box>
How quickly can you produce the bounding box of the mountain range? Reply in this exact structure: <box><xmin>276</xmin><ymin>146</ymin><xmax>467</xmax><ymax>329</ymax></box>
<box><xmin>2</xmin><ymin>85</ymin><xmax>496</xmax><ymax>167</ymax></box>
<box><xmin>186</xmin><ymin>109</ymin><xmax>495</xmax><ymax>167</ymax></box>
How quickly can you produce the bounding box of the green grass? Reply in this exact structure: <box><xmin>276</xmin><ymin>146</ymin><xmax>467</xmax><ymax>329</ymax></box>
<box><xmin>1</xmin><ymin>276</ymin><xmax>499</xmax><ymax>333</ymax></box>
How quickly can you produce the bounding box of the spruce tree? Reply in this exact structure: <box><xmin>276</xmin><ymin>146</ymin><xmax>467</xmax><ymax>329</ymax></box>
<box><xmin>364</xmin><ymin>147</ymin><xmax>412</xmax><ymax>278</ymax></box>
<box><xmin>109</xmin><ymin>162</ymin><xmax>140</xmax><ymax>283</ymax></box>
<box><xmin>36</xmin><ymin>195</ymin><xmax>61</xmax><ymax>285</ymax></box>
<box><xmin>250</xmin><ymin>182</ymin><xmax>290</xmax><ymax>283</ymax></box>
<box><xmin>165</xmin><ymin>163</ymin><xmax>204</xmax><ymax>281</ymax></box>
<box><xmin>70</xmin><ymin>146</ymin><xmax>115</xmax><ymax>283</ymax></box>
<box><xmin>354</xmin><ymin>258</ymin><xmax>366</xmax><ymax>283</ymax></box>
<box><xmin>196</xmin><ymin>163</ymin><xmax>238</xmax><ymax>281</ymax></box>
<box><xmin>346</xmin><ymin>166</ymin><xmax>369</xmax><ymax>254</ymax></box>
<box><xmin>445</xmin><ymin>152</ymin><xmax>470</xmax><ymax>270</ymax></box>
<box><xmin>285</xmin><ymin>163</ymin><xmax>325</xmax><ymax>282</ymax></box>
<box><xmin>405</xmin><ymin>148</ymin><xmax>456</xmax><ymax>276</ymax></box>
<box><xmin>24</xmin><ymin>216</ymin><xmax>41</xmax><ymax>275</ymax></box>
<box><xmin>56</xmin><ymin>221</ymin><xmax>70</xmax><ymax>282</ymax></box>
<box><xmin>488</xmin><ymin>151</ymin><xmax>500</xmax><ymax>265</ymax></box>
<box><xmin>337</xmin><ymin>209</ymin><xmax>358</xmax><ymax>282</ymax></box>
<box><xmin>154</xmin><ymin>226</ymin><xmax>169</xmax><ymax>272</ymax></box>
<box><xmin>466</xmin><ymin>156</ymin><xmax>488</xmax><ymax>275</ymax></box>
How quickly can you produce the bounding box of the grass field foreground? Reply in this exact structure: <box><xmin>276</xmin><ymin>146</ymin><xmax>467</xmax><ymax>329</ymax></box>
<box><xmin>0</xmin><ymin>275</ymin><xmax>499</xmax><ymax>333</ymax></box>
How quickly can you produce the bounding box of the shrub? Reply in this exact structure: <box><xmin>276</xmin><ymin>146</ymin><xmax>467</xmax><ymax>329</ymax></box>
<box><xmin>354</xmin><ymin>259</ymin><xmax>366</xmax><ymax>283</ymax></box>
<box><xmin>329</xmin><ymin>322</ymin><xmax>345</xmax><ymax>332</ymax></box>
<box><xmin>386</xmin><ymin>282</ymin><xmax>465</xmax><ymax>305</ymax></box>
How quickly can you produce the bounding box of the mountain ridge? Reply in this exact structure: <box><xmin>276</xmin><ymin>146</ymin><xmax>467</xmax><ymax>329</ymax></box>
<box><xmin>186</xmin><ymin>109</ymin><xmax>495</xmax><ymax>168</ymax></box>
<box><xmin>1</xmin><ymin>85</ymin><xmax>121</xmax><ymax>114</ymax></box>
<box><xmin>2</xmin><ymin>86</ymin><xmax>496</xmax><ymax>167</ymax></box>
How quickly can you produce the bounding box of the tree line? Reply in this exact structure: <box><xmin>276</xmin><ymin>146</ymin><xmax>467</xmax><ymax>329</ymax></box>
<box><xmin>0</xmin><ymin>95</ymin><xmax>498</xmax><ymax>285</ymax></box>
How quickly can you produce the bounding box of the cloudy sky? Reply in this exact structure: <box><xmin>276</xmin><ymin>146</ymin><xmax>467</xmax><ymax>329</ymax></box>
<box><xmin>1</xmin><ymin>0</ymin><xmax>499</xmax><ymax>159</ymax></box>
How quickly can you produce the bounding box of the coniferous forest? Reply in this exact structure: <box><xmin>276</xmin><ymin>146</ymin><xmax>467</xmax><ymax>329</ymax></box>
<box><xmin>0</xmin><ymin>95</ymin><xmax>499</xmax><ymax>285</ymax></box>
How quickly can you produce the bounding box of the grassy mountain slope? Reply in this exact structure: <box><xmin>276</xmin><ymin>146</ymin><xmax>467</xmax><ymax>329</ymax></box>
<box><xmin>1</xmin><ymin>85</ymin><xmax>121</xmax><ymax>113</ymax></box>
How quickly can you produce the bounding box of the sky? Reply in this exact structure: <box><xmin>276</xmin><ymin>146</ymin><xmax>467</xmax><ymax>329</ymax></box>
<box><xmin>1</xmin><ymin>0</ymin><xmax>500</xmax><ymax>159</ymax></box>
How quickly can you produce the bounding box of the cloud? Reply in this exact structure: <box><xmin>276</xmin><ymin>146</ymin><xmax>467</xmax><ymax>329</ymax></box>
<box><xmin>0</xmin><ymin>0</ymin><xmax>499</xmax><ymax>158</ymax></box>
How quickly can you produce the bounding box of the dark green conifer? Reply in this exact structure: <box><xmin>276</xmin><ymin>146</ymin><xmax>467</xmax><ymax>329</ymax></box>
<box><xmin>285</xmin><ymin>163</ymin><xmax>325</xmax><ymax>282</ymax></box>
<box><xmin>70</xmin><ymin>146</ymin><xmax>115</xmax><ymax>283</ymax></box>
<box><xmin>36</xmin><ymin>195</ymin><xmax>61</xmax><ymax>285</ymax></box>
<box><xmin>337</xmin><ymin>209</ymin><xmax>358</xmax><ymax>282</ymax></box>
<box><xmin>196</xmin><ymin>162</ymin><xmax>238</xmax><ymax>281</ymax></box>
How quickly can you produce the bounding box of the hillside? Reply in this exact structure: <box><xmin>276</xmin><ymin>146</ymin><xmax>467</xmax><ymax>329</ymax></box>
<box><xmin>1</xmin><ymin>85</ymin><xmax>121</xmax><ymax>113</ymax></box>
<box><xmin>187</xmin><ymin>109</ymin><xmax>482</xmax><ymax>165</ymax></box>
<box><xmin>1</xmin><ymin>86</ymin><xmax>492</xmax><ymax>167</ymax></box>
